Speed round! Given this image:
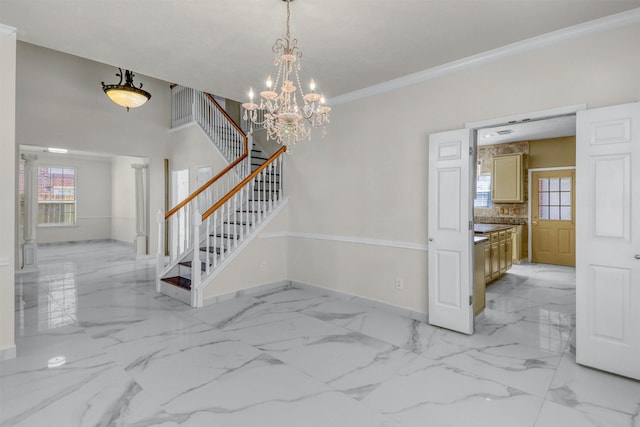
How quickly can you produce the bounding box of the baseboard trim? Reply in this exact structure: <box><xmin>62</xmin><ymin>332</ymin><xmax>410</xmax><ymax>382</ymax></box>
<box><xmin>203</xmin><ymin>280</ymin><xmax>289</xmax><ymax>306</ymax></box>
<box><xmin>203</xmin><ymin>279</ymin><xmax>428</xmax><ymax>323</ymax></box>
<box><xmin>37</xmin><ymin>238</ymin><xmax>122</xmax><ymax>247</ymax></box>
<box><xmin>0</xmin><ymin>345</ymin><xmax>16</xmax><ymax>361</ymax></box>
<box><xmin>291</xmin><ymin>281</ymin><xmax>429</xmax><ymax>323</ymax></box>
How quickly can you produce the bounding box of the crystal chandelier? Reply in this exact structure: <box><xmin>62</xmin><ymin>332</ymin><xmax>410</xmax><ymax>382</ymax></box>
<box><xmin>242</xmin><ymin>0</ymin><xmax>330</xmax><ymax>148</ymax></box>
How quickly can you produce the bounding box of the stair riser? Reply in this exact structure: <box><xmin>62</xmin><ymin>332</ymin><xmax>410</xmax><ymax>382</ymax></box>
<box><xmin>159</xmin><ymin>281</ymin><xmax>191</xmax><ymax>305</ymax></box>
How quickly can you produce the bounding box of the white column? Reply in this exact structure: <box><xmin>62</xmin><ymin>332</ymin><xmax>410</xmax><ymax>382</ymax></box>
<box><xmin>21</xmin><ymin>153</ymin><xmax>38</xmax><ymax>269</ymax></box>
<box><xmin>131</xmin><ymin>163</ymin><xmax>148</xmax><ymax>256</ymax></box>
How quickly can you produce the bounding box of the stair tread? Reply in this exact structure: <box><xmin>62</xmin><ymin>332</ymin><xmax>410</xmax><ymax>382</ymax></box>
<box><xmin>161</xmin><ymin>276</ymin><xmax>191</xmax><ymax>290</ymax></box>
<box><xmin>200</xmin><ymin>246</ymin><xmax>227</xmax><ymax>255</ymax></box>
<box><xmin>179</xmin><ymin>260</ymin><xmax>208</xmax><ymax>271</ymax></box>
<box><xmin>211</xmin><ymin>233</ymin><xmax>240</xmax><ymax>239</ymax></box>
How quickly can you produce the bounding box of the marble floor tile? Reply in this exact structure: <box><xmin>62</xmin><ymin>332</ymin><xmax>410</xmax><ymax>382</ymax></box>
<box><xmin>534</xmin><ymin>400</ymin><xmax>637</xmax><ymax>427</ymax></box>
<box><xmin>546</xmin><ymin>350</ymin><xmax>640</xmax><ymax>423</ymax></box>
<box><xmin>226</xmin><ymin>314</ymin><xmax>418</xmax><ymax>400</ymax></box>
<box><xmin>362</xmin><ymin>355</ymin><xmax>545</xmax><ymax>427</ymax></box>
<box><xmin>303</xmin><ymin>298</ymin><xmax>437</xmax><ymax>353</ymax></box>
<box><xmin>4</xmin><ymin>242</ymin><xmax>637</xmax><ymax>427</ymax></box>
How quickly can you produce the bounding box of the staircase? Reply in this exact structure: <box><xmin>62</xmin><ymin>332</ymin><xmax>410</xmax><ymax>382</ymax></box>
<box><xmin>157</xmin><ymin>85</ymin><xmax>286</xmax><ymax>307</ymax></box>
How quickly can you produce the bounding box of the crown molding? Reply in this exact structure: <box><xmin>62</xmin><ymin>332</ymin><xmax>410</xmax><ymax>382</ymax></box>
<box><xmin>328</xmin><ymin>8</ymin><xmax>640</xmax><ymax>106</ymax></box>
<box><xmin>0</xmin><ymin>24</ymin><xmax>17</xmax><ymax>36</ymax></box>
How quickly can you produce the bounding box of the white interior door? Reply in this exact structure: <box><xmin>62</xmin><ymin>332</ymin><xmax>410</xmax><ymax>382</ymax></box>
<box><xmin>576</xmin><ymin>102</ymin><xmax>640</xmax><ymax>380</ymax></box>
<box><xmin>428</xmin><ymin>129</ymin><xmax>474</xmax><ymax>334</ymax></box>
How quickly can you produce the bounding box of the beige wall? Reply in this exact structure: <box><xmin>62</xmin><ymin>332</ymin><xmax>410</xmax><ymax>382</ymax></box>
<box><xmin>203</xmin><ymin>204</ymin><xmax>289</xmax><ymax>300</ymax></box>
<box><xmin>167</xmin><ymin>124</ymin><xmax>229</xmax><ymax>195</ymax></box>
<box><xmin>0</xmin><ymin>26</ymin><xmax>16</xmax><ymax>359</ymax></box>
<box><xmin>285</xmin><ymin>23</ymin><xmax>640</xmax><ymax>315</ymax></box>
<box><xmin>27</xmin><ymin>152</ymin><xmax>113</xmax><ymax>243</ymax></box>
<box><xmin>529</xmin><ymin>136</ymin><xmax>576</xmax><ymax>169</ymax></box>
<box><xmin>15</xmin><ymin>42</ymin><xmax>171</xmax><ymax>254</ymax></box>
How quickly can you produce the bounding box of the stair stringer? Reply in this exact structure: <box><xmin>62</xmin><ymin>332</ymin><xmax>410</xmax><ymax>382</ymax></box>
<box><xmin>193</xmin><ymin>197</ymin><xmax>289</xmax><ymax>307</ymax></box>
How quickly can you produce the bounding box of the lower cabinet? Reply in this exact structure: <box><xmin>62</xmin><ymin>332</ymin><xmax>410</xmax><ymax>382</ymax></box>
<box><xmin>474</xmin><ymin>242</ymin><xmax>486</xmax><ymax>316</ymax></box>
<box><xmin>481</xmin><ymin>227</ymin><xmax>514</xmax><ymax>285</ymax></box>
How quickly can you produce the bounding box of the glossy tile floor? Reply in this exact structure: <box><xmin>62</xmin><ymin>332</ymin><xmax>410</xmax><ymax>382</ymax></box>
<box><xmin>2</xmin><ymin>242</ymin><xmax>639</xmax><ymax>426</ymax></box>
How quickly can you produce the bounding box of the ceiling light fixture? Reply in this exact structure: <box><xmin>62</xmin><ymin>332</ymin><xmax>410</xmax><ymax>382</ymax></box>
<box><xmin>46</xmin><ymin>147</ymin><xmax>68</xmax><ymax>154</ymax></box>
<box><xmin>101</xmin><ymin>68</ymin><xmax>151</xmax><ymax>112</ymax></box>
<box><xmin>242</xmin><ymin>0</ymin><xmax>330</xmax><ymax>148</ymax></box>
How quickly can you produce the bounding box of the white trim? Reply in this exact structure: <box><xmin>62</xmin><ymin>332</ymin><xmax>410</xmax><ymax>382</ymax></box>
<box><xmin>203</xmin><ymin>280</ymin><xmax>289</xmax><ymax>306</ymax></box>
<box><xmin>465</xmin><ymin>105</ymin><xmax>586</xmax><ymax>130</ymax></box>
<box><xmin>260</xmin><ymin>231</ymin><xmax>428</xmax><ymax>251</ymax></box>
<box><xmin>0</xmin><ymin>258</ymin><xmax>9</xmax><ymax>267</ymax></box>
<box><xmin>0</xmin><ymin>24</ymin><xmax>17</xmax><ymax>36</ymax></box>
<box><xmin>527</xmin><ymin>166</ymin><xmax>576</xmax><ymax>262</ymax></box>
<box><xmin>328</xmin><ymin>8</ymin><xmax>640</xmax><ymax>106</ymax></box>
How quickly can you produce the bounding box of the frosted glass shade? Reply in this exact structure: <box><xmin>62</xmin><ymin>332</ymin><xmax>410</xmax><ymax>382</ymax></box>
<box><xmin>103</xmin><ymin>86</ymin><xmax>150</xmax><ymax>109</ymax></box>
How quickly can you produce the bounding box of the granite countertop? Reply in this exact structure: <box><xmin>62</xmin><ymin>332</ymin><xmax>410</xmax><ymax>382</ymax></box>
<box><xmin>474</xmin><ymin>236</ymin><xmax>489</xmax><ymax>245</ymax></box>
<box><xmin>474</xmin><ymin>224</ymin><xmax>515</xmax><ymax>234</ymax></box>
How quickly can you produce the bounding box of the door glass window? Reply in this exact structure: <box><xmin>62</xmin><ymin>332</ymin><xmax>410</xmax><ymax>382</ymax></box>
<box><xmin>538</xmin><ymin>177</ymin><xmax>572</xmax><ymax>221</ymax></box>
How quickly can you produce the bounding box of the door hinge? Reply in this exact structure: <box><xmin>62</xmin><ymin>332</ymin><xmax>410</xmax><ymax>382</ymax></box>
<box><xmin>469</xmin><ymin>147</ymin><xmax>473</xmax><ymax>156</ymax></box>
<box><xmin>469</xmin><ymin>221</ymin><xmax>473</xmax><ymax>230</ymax></box>
<box><xmin>469</xmin><ymin>295</ymin><xmax>473</xmax><ymax>306</ymax></box>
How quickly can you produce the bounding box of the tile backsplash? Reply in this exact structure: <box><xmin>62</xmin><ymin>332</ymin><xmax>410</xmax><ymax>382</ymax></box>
<box><xmin>475</xmin><ymin>141</ymin><xmax>529</xmax><ymax>224</ymax></box>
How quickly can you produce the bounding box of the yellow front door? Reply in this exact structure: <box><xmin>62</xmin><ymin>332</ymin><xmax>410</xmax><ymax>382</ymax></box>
<box><xmin>531</xmin><ymin>169</ymin><xmax>575</xmax><ymax>266</ymax></box>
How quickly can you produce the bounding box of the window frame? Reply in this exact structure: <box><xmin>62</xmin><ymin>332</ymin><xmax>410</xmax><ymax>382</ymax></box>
<box><xmin>19</xmin><ymin>164</ymin><xmax>78</xmax><ymax>227</ymax></box>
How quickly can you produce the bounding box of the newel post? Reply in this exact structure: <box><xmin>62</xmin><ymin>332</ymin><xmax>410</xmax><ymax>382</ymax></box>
<box><xmin>156</xmin><ymin>208</ymin><xmax>164</xmax><ymax>293</ymax></box>
<box><xmin>191</xmin><ymin>209</ymin><xmax>202</xmax><ymax>307</ymax></box>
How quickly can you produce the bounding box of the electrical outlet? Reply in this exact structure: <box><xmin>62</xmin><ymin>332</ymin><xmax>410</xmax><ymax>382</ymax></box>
<box><xmin>395</xmin><ymin>277</ymin><xmax>404</xmax><ymax>290</ymax></box>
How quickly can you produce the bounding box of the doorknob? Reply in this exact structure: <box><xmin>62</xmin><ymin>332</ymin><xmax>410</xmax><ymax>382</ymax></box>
<box><xmin>532</xmin><ymin>221</ymin><xmax>538</xmax><ymax>225</ymax></box>
<box><xmin>429</xmin><ymin>238</ymin><xmax>434</xmax><ymax>242</ymax></box>
<box><xmin>635</xmin><ymin>254</ymin><xmax>640</xmax><ymax>260</ymax></box>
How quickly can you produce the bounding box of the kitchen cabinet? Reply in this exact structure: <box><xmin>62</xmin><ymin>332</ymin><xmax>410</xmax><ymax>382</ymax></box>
<box><xmin>492</xmin><ymin>153</ymin><xmax>524</xmax><ymax>203</ymax></box>
<box><xmin>473</xmin><ymin>239</ymin><xmax>486</xmax><ymax>316</ymax></box>
<box><xmin>474</xmin><ymin>224</ymin><xmax>514</xmax><ymax>285</ymax></box>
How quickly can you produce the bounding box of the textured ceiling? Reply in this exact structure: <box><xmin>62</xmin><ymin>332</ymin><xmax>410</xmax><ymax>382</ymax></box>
<box><xmin>1</xmin><ymin>0</ymin><xmax>640</xmax><ymax>103</ymax></box>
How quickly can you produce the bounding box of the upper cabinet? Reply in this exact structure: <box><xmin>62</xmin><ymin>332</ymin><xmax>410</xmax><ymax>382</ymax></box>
<box><xmin>492</xmin><ymin>153</ymin><xmax>524</xmax><ymax>203</ymax></box>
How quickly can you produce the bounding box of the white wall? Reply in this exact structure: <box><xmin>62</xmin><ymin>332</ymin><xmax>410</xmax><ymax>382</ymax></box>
<box><xmin>30</xmin><ymin>152</ymin><xmax>112</xmax><ymax>243</ymax></box>
<box><xmin>111</xmin><ymin>155</ymin><xmax>146</xmax><ymax>245</ymax></box>
<box><xmin>15</xmin><ymin>42</ymin><xmax>171</xmax><ymax>254</ymax></box>
<box><xmin>0</xmin><ymin>25</ymin><xmax>16</xmax><ymax>359</ymax></box>
<box><xmin>285</xmin><ymin>23</ymin><xmax>640</xmax><ymax>315</ymax></box>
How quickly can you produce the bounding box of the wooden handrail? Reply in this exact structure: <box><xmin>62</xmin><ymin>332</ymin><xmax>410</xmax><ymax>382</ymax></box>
<box><xmin>165</xmin><ymin>89</ymin><xmax>251</xmax><ymax>221</ymax></box>
<box><xmin>204</xmin><ymin>93</ymin><xmax>248</xmax><ymax>155</ymax></box>
<box><xmin>165</xmin><ymin>154</ymin><xmax>247</xmax><ymax>220</ymax></box>
<box><xmin>202</xmin><ymin>146</ymin><xmax>286</xmax><ymax>221</ymax></box>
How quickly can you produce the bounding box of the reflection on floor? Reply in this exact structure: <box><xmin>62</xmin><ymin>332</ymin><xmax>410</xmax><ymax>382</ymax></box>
<box><xmin>2</xmin><ymin>242</ymin><xmax>639</xmax><ymax>426</ymax></box>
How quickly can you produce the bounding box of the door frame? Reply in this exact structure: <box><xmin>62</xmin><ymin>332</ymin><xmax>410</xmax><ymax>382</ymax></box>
<box><xmin>461</xmin><ymin>104</ymin><xmax>585</xmax><ymax>327</ymax></box>
<box><xmin>527</xmin><ymin>166</ymin><xmax>576</xmax><ymax>263</ymax></box>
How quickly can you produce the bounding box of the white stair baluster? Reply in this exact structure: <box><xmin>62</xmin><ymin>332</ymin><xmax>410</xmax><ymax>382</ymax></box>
<box><xmin>205</xmin><ymin>217</ymin><xmax>210</xmax><ymax>275</ymax></box>
<box><xmin>213</xmin><ymin>212</ymin><xmax>218</xmax><ymax>269</ymax></box>
<box><xmin>233</xmin><ymin>194</ymin><xmax>238</xmax><ymax>248</ymax></box>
